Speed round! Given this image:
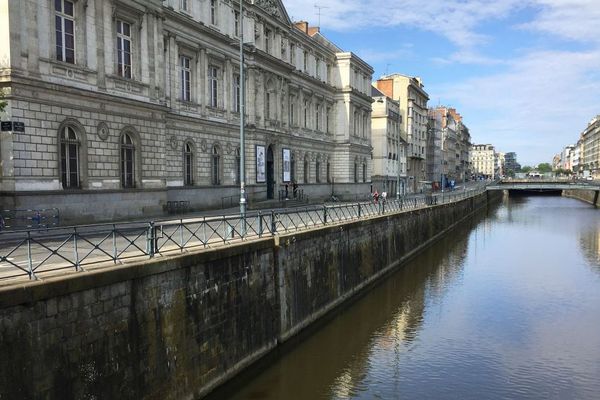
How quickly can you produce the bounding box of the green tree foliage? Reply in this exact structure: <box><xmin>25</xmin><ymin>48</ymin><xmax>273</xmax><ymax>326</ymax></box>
<box><xmin>0</xmin><ymin>89</ymin><xmax>7</xmax><ymax>114</ymax></box>
<box><xmin>537</xmin><ymin>163</ymin><xmax>552</xmax><ymax>173</ymax></box>
<box><xmin>520</xmin><ymin>166</ymin><xmax>533</xmax><ymax>173</ymax></box>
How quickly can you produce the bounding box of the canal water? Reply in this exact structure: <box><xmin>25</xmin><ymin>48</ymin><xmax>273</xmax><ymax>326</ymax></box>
<box><xmin>225</xmin><ymin>194</ymin><xmax>600</xmax><ymax>400</ymax></box>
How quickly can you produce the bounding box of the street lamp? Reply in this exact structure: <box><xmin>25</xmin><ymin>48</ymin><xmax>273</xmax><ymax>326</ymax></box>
<box><xmin>238</xmin><ymin>0</ymin><xmax>246</xmax><ymax>232</ymax></box>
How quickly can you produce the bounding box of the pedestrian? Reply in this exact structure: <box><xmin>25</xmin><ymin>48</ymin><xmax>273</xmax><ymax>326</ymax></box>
<box><xmin>285</xmin><ymin>183</ymin><xmax>289</xmax><ymax>199</ymax></box>
<box><xmin>373</xmin><ymin>190</ymin><xmax>379</xmax><ymax>204</ymax></box>
<box><xmin>293</xmin><ymin>181</ymin><xmax>298</xmax><ymax>198</ymax></box>
<box><xmin>382</xmin><ymin>191</ymin><xmax>387</xmax><ymax>203</ymax></box>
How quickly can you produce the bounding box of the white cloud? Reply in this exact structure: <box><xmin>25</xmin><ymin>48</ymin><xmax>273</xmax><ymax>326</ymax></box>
<box><xmin>434</xmin><ymin>49</ymin><xmax>600</xmax><ymax>164</ymax></box>
<box><xmin>281</xmin><ymin>0</ymin><xmax>600</xmax><ymax>164</ymax></box>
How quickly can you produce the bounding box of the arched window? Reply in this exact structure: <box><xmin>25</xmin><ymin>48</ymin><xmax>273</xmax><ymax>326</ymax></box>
<box><xmin>303</xmin><ymin>155</ymin><xmax>309</xmax><ymax>183</ymax></box>
<box><xmin>60</xmin><ymin>126</ymin><xmax>80</xmax><ymax>188</ymax></box>
<box><xmin>315</xmin><ymin>159</ymin><xmax>321</xmax><ymax>183</ymax></box>
<box><xmin>235</xmin><ymin>147</ymin><xmax>241</xmax><ymax>184</ymax></box>
<box><xmin>184</xmin><ymin>142</ymin><xmax>194</xmax><ymax>186</ymax></box>
<box><xmin>212</xmin><ymin>145</ymin><xmax>221</xmax><ymax>185</ymax></box>
<box><xmin>121</xmin><ymin>132</ymin><xmax>136</xmax><ymax>188</ymax></box>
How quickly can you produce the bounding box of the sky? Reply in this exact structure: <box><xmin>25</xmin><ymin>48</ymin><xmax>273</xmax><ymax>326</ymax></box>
<box><xmin>282</xmin><ymin>0</ymin><xmax>600</xmax><ymax>166</ymax></box>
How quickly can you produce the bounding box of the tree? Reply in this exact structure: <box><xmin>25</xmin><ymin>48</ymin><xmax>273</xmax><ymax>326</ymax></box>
<box><xmin>0</xmin><ymin>89</ymin><xmax>6</xmax><ymax>114</ymax></box>
<box><xmin>520</xmin><ymin>166</ymin><xmax>533</xmax><ymax>173</ymax></box>
<box><xmin>537</xmin><ymin>163</ymin><xmax>552</xmax><ymax>173</ymax></box>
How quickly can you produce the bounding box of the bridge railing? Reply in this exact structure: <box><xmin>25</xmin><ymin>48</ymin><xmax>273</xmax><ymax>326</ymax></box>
<box><xmin>0</xmin><ymin>184</ymin><xmax>487</xmax><ymax>282</ymax></box>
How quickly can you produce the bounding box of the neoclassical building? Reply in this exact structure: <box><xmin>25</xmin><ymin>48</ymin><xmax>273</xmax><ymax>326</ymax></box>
<box><xmin>0</xmin><ymin>0</ymin><xmax>373</xmax><ymax>223</ymax></box>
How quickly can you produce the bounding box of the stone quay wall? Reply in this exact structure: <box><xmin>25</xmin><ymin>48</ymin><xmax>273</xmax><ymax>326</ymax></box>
<box><xmin>563</xmin><ymin>189</ymin><xmax>600</xmax><ymax>207</ymax></box>
<box><xmin>0</xmin><ymin>191</ymin><xmax>500</xmax><ymax>400</ymax></box>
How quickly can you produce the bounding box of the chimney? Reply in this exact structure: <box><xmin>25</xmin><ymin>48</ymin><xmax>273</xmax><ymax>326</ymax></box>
<box><xmin>308</xmin><ymin>26</ymin><xmax>320</xmax><ymax>36</ymax></box>
<box><xmin>294</xmin><ymin>21</ymin><xmax>309</xmax><ymax>34</ymax></box>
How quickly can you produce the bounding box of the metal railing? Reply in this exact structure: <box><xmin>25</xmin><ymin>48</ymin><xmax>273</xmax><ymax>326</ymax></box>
<box><xmin>0</xmin><ymin>185</ymin><xmax>487</xmax><ymax>281</ymax></box>
<box><xmin>0</xmin><ymin>208</ymin><xmax>60</xmax><ymax>231</ymax></box>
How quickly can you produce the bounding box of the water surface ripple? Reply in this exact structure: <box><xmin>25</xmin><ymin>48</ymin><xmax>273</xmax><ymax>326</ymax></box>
<box><xmin>227</xmin><ymin>195</ymin><xmax>600</xmax><ymax>400</ymax></box>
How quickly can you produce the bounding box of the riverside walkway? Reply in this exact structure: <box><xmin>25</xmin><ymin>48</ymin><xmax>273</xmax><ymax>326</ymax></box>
<box><xmin>0</xmin><ymin>184</ymin><xmax>487</xmax><ymax>285</ymax></box>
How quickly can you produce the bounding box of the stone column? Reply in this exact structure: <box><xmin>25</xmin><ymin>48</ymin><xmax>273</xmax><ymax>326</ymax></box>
<box><xmin>246</xmin><ymin>67</ymin><xmax>256</xmax><ymax>125</ymax></box>
<box><xmin>199</xmin><ymin>47</ymin><xmax>207</xmax><ymax>115</ymax></box>
<box><xmin>95</xmin><ymin>0</ymin><xmax>107</xmax><ymax>89</ymax></box>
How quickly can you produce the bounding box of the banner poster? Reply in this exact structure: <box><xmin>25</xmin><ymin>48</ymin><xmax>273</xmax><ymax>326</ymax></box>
<box><xmin>256</xmin><ymin>145</ymin><xmax>266</xmax><ymax>183</ymax></box>
<box><xmin>282</xmin><ymin>148</ymin><xmax>291</xmax><ymax>182</ymax></box>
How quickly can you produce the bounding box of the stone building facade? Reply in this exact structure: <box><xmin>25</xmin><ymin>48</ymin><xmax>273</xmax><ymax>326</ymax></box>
<box><xmin>0</xmin><ymin>0</ymin><xmax>373</xmax><ymax>223</ymax></box>
<box><xmin>370</xmin><ymin>86</ymin><xmax>406</xmax><ymax>197</ymax></box>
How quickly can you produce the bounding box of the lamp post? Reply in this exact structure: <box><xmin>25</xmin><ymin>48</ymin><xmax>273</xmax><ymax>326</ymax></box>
<box><xmin>238</xmin><ymin>0</ymin><xmax>246</xmax><ymax>232</ymax></box>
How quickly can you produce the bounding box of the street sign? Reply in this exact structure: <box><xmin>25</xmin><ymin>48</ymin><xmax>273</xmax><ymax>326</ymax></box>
<box><xmin>0</xmin><ymin>121</ymin><xmax>12</xmax><ymax>131</ymax></box>
<box><xmin>12</xmin><ymin>122</ymin><xmax>25</xmax><ymax>132</ymax></box>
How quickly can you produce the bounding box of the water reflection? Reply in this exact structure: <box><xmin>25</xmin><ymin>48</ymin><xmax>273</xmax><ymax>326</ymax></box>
<box><xmin>579</xmin><ymin>226</ymin><xmax>600</xmax><ymax>275</ymax></box>
<box><xmin>228</xmin><ymin>215</ymin><xmax>479</xmax><ymax>400</ymax></box>
<box><xmin>226</xmin><ymin>196</ymin><xmax>600</xmax><ymax>400</ymax></box>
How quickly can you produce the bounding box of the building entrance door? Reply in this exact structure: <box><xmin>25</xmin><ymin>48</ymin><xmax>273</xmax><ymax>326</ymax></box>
<box><xmin>267</xmin><ymin>146</ymin><xmax>274</xmax><ymax>199</ymax></box>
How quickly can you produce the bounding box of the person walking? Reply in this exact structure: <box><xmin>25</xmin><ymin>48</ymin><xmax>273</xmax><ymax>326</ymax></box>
<box><xmin>373</xmin><ymin>190</ymin><xmax>379</xmax><ymax>204</ymax></box>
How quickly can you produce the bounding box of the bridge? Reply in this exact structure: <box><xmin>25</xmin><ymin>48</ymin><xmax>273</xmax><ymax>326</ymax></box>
<box><xmin>487</xmin><ymin>179</ymin><xmax>600</xmax><ymax>191</ymax></box>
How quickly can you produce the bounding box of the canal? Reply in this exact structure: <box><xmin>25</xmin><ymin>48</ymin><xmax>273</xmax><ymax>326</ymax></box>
<box><xmin>223</xmin><ymin>194</ymin><xmax>600</xmax><ymax>399</ymax></box>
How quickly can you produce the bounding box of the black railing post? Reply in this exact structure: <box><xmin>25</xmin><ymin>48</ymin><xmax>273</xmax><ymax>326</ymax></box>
<box><xmin>323</xmin><ymin>205</ymin><xmax>328</xmax><ymax>224</ymax></box>
<box><xmin>147</xmin><ymin>221</ymin><xmax>155</xmax><ymax>257</ymax></box>
<box><xmin>271</xmin><ymin>210</ymin><xmax>276</xmax><ymax>234</ymax></box>
<box><xmin>358</xmin><ymin>203</ymin><xmax>362</xmax><ymax>218</ymax></box>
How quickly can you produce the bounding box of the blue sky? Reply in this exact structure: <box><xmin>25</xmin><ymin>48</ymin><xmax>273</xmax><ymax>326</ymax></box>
<box><xmin>282</xmin><ymin>0</ymin><xmax>600</xmax><ymax>166</ymax></box>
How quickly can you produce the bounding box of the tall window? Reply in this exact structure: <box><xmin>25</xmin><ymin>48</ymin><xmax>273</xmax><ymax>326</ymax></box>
<box><xmin>326</xmin><ymin>107</ymin><xmax>331</xmax><ymax>133</ymax></box>
<box><xmin>303</xmin><ymin>100</ymin><xmax>308</xmax><ymax>128</ymax></box>
<box><xmin>363</xmin><ymin>163</ymin><xmax>367</xmax><ymax>182</ymax></box>
<box><xmin>180</xmin><ymin>56</ymin><xmax>191</xmax><ymax>101</ymax></box>
<box><xmin>55</xmin><ymin>0</ymin><xmax>75</xmax><ymax>64</ymax></box>
<box><xmin>233</xmin><ymin>74</ymin><xmax>241</xmax><ymax>112</ymax></box>
<box><xmin>234</xmin><ymin>10</ymin><xmax>240</xmax><ymax>37</ymax></box>
<box><xmin>354</xmin><ymin>162</ymin><xmax>358</xmax><ymax>183</ymax></box>
<box><xmin>212</xmin><ymin>145</ymin><xmax>221</xmax><ymax>185</ymax></box>
<box><xmin>210</xmin><ymin>0</ymin><xmax>217</xmax><ymax>25</ymax></box>
<box><xmin>266</xmin><ymin>92</ymin><xmax>271</xmax><ymax>119</ymax></box>
<box><xmin>209</xmin><ymin>66</ymin><xmax>219</xmax><ymax>107</ymax></box>
<box><xmin>289</xmin><ymin>99</ymin><xmax>295</xmax><ymax>126</ymax></box>
<box><xmin>303</xmin><ymin>51</ymin><xmax>308</xmax><ymax>71</ymax></box>
<box><xmin>116</xmin><ymin>20</ymin><xmax>132</xmax><ymax>79</ymax></box>
<box><xmin>60</xmin><ymin>126</ymin><xmax>79</xmax><ymax>188</ymax></box>
<box><xmin>315</xmin><ymin>160</ymin><xmax>321</xmax><ymax>183</ymax></box>
<box><xmin>120</xmin><ymin>133</ymin><xmax>135</xmax><ymax>188</ymax></box>
<box><xmin>181</xmin><ymin>0</ymin><xmax>189</xmax><ymax>12</ymax></box>
<box><xmin>290</xmin><ymin>43</ymin><xmax>296</xmax><ymax>64</ymax></box>
<box><xmin>315</xmin><ymin>104</ymin><xmax>320</xmax><ymax>131</ymax></box>
<box><xmin>184</xmin><ymin>142</ymin><xmax>194</xmax><ymax>186</ymax></box>
<box><xmin>265</xmin><ymin>28</ymin><xmax>272</xmax><ymax>54</ymax></box>
<box><xmin>304</xmin><ymin>155</ymin><xmax>309</xmax><ymax>183</ymax></box>
<box><xmin>326</xmin><ymin>161</ymin><xmax>331</xmax><ymax>183</ymax></box>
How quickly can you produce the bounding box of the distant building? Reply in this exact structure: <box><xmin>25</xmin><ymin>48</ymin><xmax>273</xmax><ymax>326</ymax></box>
<box><xmin>581</xmin><ymin>115</ymin><xmax>600</xmax><ymax>178</ymax></box>
<box><xmin>374</xmin><ymin>74</ymin><xmax>429</xmax><ymax>193</ymax></box>
<box><xmin>470</xmin><ymin>144</ymin><xmax>497</xmax><ymax>179</ymax></box>
<box><xmin>371</xmin><ymin>86</ymin><xmax>407</xmax><ymax>196</ymax></box>
<box><xmin>427</xmin><ymin>106</ymin><xmax>471</xmax><ymax>186</ymax></box>
<box><xmin>504</xmin><ymin>152</ymin><xmax>521</xmax><ymax>175</ymax></box>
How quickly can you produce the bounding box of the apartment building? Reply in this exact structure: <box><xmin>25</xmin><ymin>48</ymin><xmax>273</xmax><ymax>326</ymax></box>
<box><xmin>470</xmin><ymin>144</ymin><xmax>497</xmax><ymax>179</ymax></box>
<box><xmin>374</xmin><ymin>74</ymin><xmax>429</xmax><ymax>193</ymax></box>
<box><xmin>371</xmin><ymin>86</ymin><xmax>407</xmax><ymax>196</ymax></box>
